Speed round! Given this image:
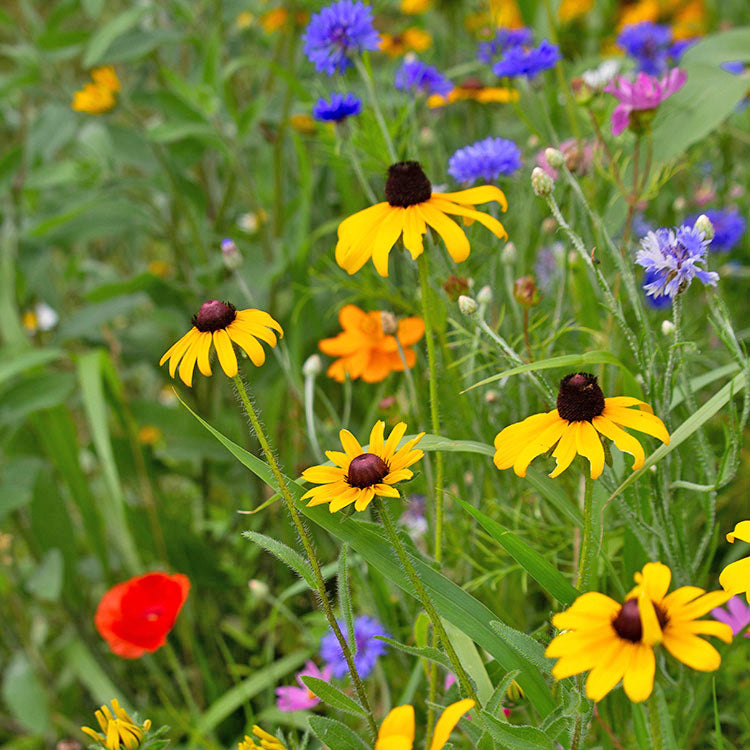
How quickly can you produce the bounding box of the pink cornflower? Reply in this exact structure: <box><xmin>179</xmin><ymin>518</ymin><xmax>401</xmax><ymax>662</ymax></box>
<box><xmin>275</xmin><ymin>661</ymin><xmax>332</xmax><ymax>712</ymax></box>
<box><xmin>604</xmin><ymin>68</ymin><xmax>686</xmax><ymax>136</ymax></box>
<box><xmin>712</xmin><ymin>595</ymin><xmax>750</xmax><ymax>638</ymax></box>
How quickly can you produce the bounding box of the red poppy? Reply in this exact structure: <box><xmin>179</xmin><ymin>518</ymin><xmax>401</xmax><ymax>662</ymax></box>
<box><xmin>95</xmin><ymin>572</ymin><xmax>190</xmax><ymax>658</ymax></box>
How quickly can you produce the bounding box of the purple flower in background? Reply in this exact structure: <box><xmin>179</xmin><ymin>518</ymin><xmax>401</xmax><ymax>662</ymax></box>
<box><xmin>313</xmin><ymin>92</ymin><xmax>363</xmax><ymax>122</ymax></box>
<box><xmin>617</xmin><ymin>22</ymin><xmax>673</xmax><ymax>75</ymax></box>
<box><xmin>604</xmin><ymin>68</ymin><xmax>686</xmax><ymax>136</ymax></box>
<box><xmin>276</xmin><ymin>661</ymin><xmax>333</xmax><ymax>712</ymax></box>
<box><xmin>535</xmin><ymin>243</ymin><xmax>563</xmax><ymax>290</ymax></box>
<box><xmin>400</xmin><ymin>494</ymin><xmax>427</xmax><ymax>539</ymax></box>
<box><xmin>448</xmin><ymin>137</ymin><xmax>522</xmax><ymax>184</ymax></box>
<box><xmin>636</xmin><ymin>223</ymin><xmax>718</xmax><ymax>300</ymax></box>
<box><xmin>712</xmin><ymin>596</ymin><xmax>750</xmax><ymax>638</ymax></box>
<box><xmin>320</xmin><ymin>615</ymin><xmax>389</xmax><ymax>678</ymax></box>
<box><xmin>722</xmin><ymin>61</ymin><xmax>746</xmax><ymax>75</ymax></box>
<box><xmin>493</xmin><ymin>40</ymin><xmax>560</xmax><ymax>80</ymax></box>
<box><xmin>477</xmin><ymin>27</ymin><xmax>533</xmax><ymax>64</ymax></box>
<box><xmin>686</xmin><ymin>209</ymin><xmax>746</xmax><ymax>253</ymax></box>
<box><xmin>303</xmin><ymin>0</ymin><xmax>380</xmax><ymax>75</ymax></box>
<box><xmin>394</xmin><ymin>58</ymin><xmax>453</xmax><ymax>97</ymax></box>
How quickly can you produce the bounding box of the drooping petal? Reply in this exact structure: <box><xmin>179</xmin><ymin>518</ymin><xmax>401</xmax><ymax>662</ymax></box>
<box><xmin>235</xmin><ymin>309</ymin><xmax>284</xmax><ymax>336</ymax></box>
<box><xmin>329</xmin><ymin>487</ymin><xmax>361</xmax><ymax>513</ymax></box>
<box><xmin>177</xmin><ymin>335</ymin><xmax>200</xmax><ymax>386</ymax></box>
<box><xmin>371</xmin><ymin>207</ymin><xmax>407</xmax><ymax>277</ymax></box>
<box><xmin>512</xmin><ymin>417</ymin><xmax>567</xmax><ymax>477</ymax></box>
<box><xmin>213</xmin><ymin>329</ymin><xmax>238</xmax><ymax>377</ymax></box>
<box><xmin>433</xmin><ymin>185</ymin><xmax>508</xmax><ymax>210</ymax></box>
<box><xmin>585</xmin><ymin>640</ymin><xmax>632</xmax><ymax>702</ymax></box>
<box><xmin>493</xmin><ymin>411</ymin><xmax>560</xmax><ymax>470</ymax></box>
<box><xmin>549</xmin><ymin>422</ymin><xmax>578</xmax><ymax>478</ymax></box>
<box><xmin>592</xmin><ymin>415</ymin><xmax>645</xmax><ymax>470</ymax></box>
<box><xmin>661</xmin><ymin>631</ymin><xmax>723</xmax><ymax>671</ymax></box>
<box><xmin>602</xmin><ymin>406</ymin><xmax>670</xmax><ymax>444</ymax></box>
<box><xmin>575</xmin><ymin>421</ymin><xmax>605</xmax><ymax>480</ymax></box>
<box><xmin>429</xmin><ymin>699</ymin><xmax>474</xmax><ymax>750</ymax></box>
<box><xmin>720</xmin><ymin>557</ymin><xmax>750</xmax><ymax>596</ymax></box>
<box><xmin>195</xmin><ymin>331</ymin><xmax>213</xmax><ymax>376</ymax></box>
<box><xmin>603</xmin><ymin>396</ymin><xmax>653</xmax><ymax>414</ymax></box>
<box><xmin>418</xmin><ymin>203</ymin><xmax>471</xmax><ymax>263</ymax></box>
<box><xmin>354</xmin><ymin>487</ymin><xmax>376</xmax><ymax>512</ymax></box>
<box><xmin>228</xmin><ymin>327</ymin><xmax>267</xmax><ymax>366</ymax></box>
<box><xmin>163</xmin><ymin>328</ymin><xmax>199</xmax><ymax>377</ymax></box>
<box><xmin>402</xmin><ymin>205</ymin><xmax>426</xmax><ymax>260</ymax></box>
<box><xmin>427</xmin><ymin>197</ymin><xmax>508</xmax><ymax>241</ymax></box>
<box><xmin>622</xmin><ymin>643</ymin><xmax>655</xmax><ymax>703</ymax></box>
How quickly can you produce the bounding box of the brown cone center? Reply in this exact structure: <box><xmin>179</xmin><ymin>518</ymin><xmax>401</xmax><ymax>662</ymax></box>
<box><xmin>612</xmin><ymin>598</ymin><xmax>669</xmax><ymax>643</ymax></box>
<box><xmin>556</xmin><ymin>372</ymin><xmax>605</xmax><ymax>422</ymax></box>
<box><xmin>193</xmin><ymin>300</ymin><xmax>237</xmax><ymax>332</ymax></box>
<box><xmin>347</xmin><ymin>453</ymin><xmax>389</xmax><ymax>488</ymax></box>
<box><xmin>384</xmin><ymin>161</ymin><xmax>432</xmax><ymax>207</ymax></box>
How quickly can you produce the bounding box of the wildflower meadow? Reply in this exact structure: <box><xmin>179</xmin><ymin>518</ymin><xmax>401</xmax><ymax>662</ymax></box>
<box><xmin>3</xmin><ymin>1</ymin><xmax>750</xmax><ymax>749</ymax></box>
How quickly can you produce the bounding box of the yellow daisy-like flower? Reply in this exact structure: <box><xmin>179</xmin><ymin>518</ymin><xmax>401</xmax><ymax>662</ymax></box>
<box><xmin>301</xmin><ymin>420</ymin><xmax>424</xmax><ymax>513</ymax></box>
<box><xmin>379</xmin><ymin>27</ymin><xmax>432</xmax><ymax>57</ymax></box>
<box><xmin>400</xmin><ymin>0</ymin><xmax>431</xmax><ymax>15</ymax></box>
<box><xmin>545</xmin><ymin>562</ymin><xmax>732</xmax><ymax>703</ymax></box>
<box><xmin>558</xmin><ymin>0</ymin><xmax>594</xmax><ymax>23</ymax></box>
<box><xmin>719</xmin><ymin>520</ymin><xmax>750</xmax><ymax>603</ymax></box>
<box><xmin>238</xmin><ymin>725</ymin><xmax>287</xmax><ymax>750</ymax></box>
<box><xmin>159</xmin><ymin>300</ymin><xmax>283</xmax><ymax>386</ymax></box>
<box><xmin>91</xmin><ymin>65</ymin><xmax>121</xmax><ymax>93</ymax></box>
<box><xmin>73</xmin><ymin>83</ymin><xmax>116</xmax><ymax>114</ymax></box>
<box><xmin>376</xmin><ymin>699</ymin><xmax>474</xmax><ymax>750</ymax></box>
<box><xmin>493</xmin><ymin>372</ymin><xmax>669</xmax><ymax>480</ymax></box>
<box><xmin>427</xmin><ymin>78</ymin><xmax>519</xmax><ymax>107</ymax></box>
<box><xmin>336</xmin><ymin>161</ymin><xmax>507</xmax><ymax>277</ymax></box>
<box><xmin>81</xmin><ymin>699</ymin><xmax>151</xmax><ymax>750</ymax></box>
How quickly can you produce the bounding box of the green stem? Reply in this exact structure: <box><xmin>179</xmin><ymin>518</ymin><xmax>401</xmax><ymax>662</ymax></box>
<box><xmin>575</xmin><ymin>474</ymin><xmax>595</xmax><ymax>591</ymax></box>
<box><xmin>662</xmin><ymin>293</ymin><xmax>683</xmax><ymax>412</ymax></box>
<box><xmin>232</xmin><ymin>374</ymin><xmax>378</xmax><ymax>739</ymax></box>
<box><xmin>355</xmin><ymin>55</ymin><xmax>398</xmax><ymax>162</ymax></box>
<box><xmin>648</xmin><ymin>694</ymin><xmax>665</xmax><ymax>750</ymax></box>
<box><xmin>163</xmin><ymin>641</ymin><xmax>201</xmax><ymax>716</ymax></box>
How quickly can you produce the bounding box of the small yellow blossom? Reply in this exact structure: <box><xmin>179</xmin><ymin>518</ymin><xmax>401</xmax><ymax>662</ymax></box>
<box><xmin>236</xmin><ymin>11</ymin><xmax>254</xmax><ymax>29</ymax></box>
<box><xmin>137</xmin><ymin>426</ymin><xmax>162</xmax><ymax>445</ymax></box>
<box><xmin>289</xmin><ymin>113</ymin><xmax>316</xmax><ymax>134</ymax></box>
<box><xmin>91</xmin><ymin>66</ymin><xmax>121</xmax><ymax>93</ymax></box>
<box><xmin>238</xmin><ymin>725</ymin><xmax>287</xmax><ymax>750</ymax></box>
<box><xmin>73</xmin><ymin>83</ymin><xmax>116</xmax><ymax>114</ymax></box>
<box><xmin>81</xmin><ymin>700</ymin><xmax>151</xmax><ymax>750</ymax></box>
<box><xmin>260</xmin><ymin>8</ymin><xmax>289</xmax><ymax>32</ymax></box>
<box><xmin>379</xmin><ymin>27</ymin><xmax>432</xmax><ymax>57</ymax></box>
<box><xmin>558</xmin><ymin>0</ymin><xmax>594</xmax><ymax>23</ymax></box>
<box><xmin>400</xmin><ymin>0</ymin><xmax>431</xmax><ymax>14</ymax></box>
<box><xmin>147</xmin><ymin>260</ymin><xmax>171</xmax><ymax>277</ymax></box>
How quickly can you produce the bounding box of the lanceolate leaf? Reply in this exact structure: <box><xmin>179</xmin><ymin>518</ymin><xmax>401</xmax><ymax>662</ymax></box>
<box><xmin>243</xmin><ymin>530</ymin><xmax>316</xmax><ymax>590</ymax></box>
<box><xmin>300</xmin><ymin>676</ymin><xmax>367</xmax><ymax>717</ymax></box>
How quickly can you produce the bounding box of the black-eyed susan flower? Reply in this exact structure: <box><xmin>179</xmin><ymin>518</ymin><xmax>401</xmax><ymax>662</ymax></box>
<box><xmin>335</xmin><ymin>161</ymin><xmax>507</xmax><ymax>277</ymax></box>
<box><xmin>159</xmin><ymin>300</ymin><xmax>283</xmax><ymax>386</ymax></box>
<box><xmin>72</xmin><ymin>66</ymin><xmax>121</xmax><ymax>114</ymax></box>
<box><xmin>81</xmin><ymin>699</ymin><xmax>150</xmax><ymax>750</ymax></box>
<box><xmin>375</xmin><ymin>699</ymin><xmax>474</xmax><ymax>750</ymax></box>
<box><xmin>720</xmin><ymin>520</ymin><xmax>750</xmax><ymax>603</ymax></box>
<box><xmin>545</xmin><ymin>562</ymin><xmax>732</xmax><ymax>703</ymax></box>
<box><xmin>238</xmin><ymin>726</ymin><xmax>287</xmax><ymax>750</ymax></box>
<box><xmin>301</xmin><ymin>420</ymin><xmax>424</xmax><ymax>512</ymax></box>
<box><xmin>493</xmin><ymin>372</ymin><xmax>669</xmax><ymax>479</ymax></box>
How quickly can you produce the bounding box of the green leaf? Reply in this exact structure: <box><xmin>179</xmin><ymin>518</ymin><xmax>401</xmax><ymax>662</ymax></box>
<box><xmin>376</xmin><ymin>635</ymin><xmax>454</xmax><ymax>673</ymax></box>
<box><xmin>308</xmin><ymin>716</ymin><xmax>370</xmax><ymax>750</ymax></box>
<box><xmin>443</xmin><ymin>619</ymin><xmax>494</xmax><ymax>704</ymax></box>
<box><xmin>489</xmin><ymin>621</ymin><xmax>551</xmax><ymax>676</ymax></box>
<box><xmin>0</xmin><ymin>347</ymin><xmax>63</xmax><ymax>386</ymax></box>
<box><xmin>62</xmin><ymin>640</ymin><xmax>128</xmax><ymax>707</ymax></box>
<box><xmin>299</xmin><ymin>676</ymin><xmax>366</xmax><ymax>717</ymax></box>
<box><xmin>82</xmin><ymin>6</ymin><xmax>148</xmax><ymax>66</ymax></box>
<box><xmin>480</xmin><ymin>711</ymin><xmax>557</xmax><ymax>750</ymax></box>
<box><xmin>486</xmin><ymin>669</ymin><xmax>521</xmax><ymax>717</ymax></box>
<box><xmin>242</xmin><ymin>530</ymin><xmax>316</xmax><ymax>590</ymax></box>
<box><xmin>25</xmin><ymin>548</ymin><xmax>63</xmax><ymax>602</ymax></box>
<box><xmin>1</xmin><ymin>653</ymin><xmax>50</xmax><ymax>734</ymax></box>
<box><xmin>0</xmin><ymin>371</ymin><xmax>75</xmax><ymax>425</ymax></box>
<box><xmin>337</xmin><ymin>544</ymin><xmax>356</xmax><ymax>653</ymax></box>
<box><xmin>457</xmin><ymin>498</ymin><xmax>579</xmax><ymax>606</ymax></box>
<box><xmin>651</xmin><ymin>684</ymin><xmax>679</xmax><ymax>750</ymax></box>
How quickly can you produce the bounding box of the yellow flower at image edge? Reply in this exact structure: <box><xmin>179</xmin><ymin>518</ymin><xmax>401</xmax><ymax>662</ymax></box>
<box><xmin>336</xmin><ymin>161</ymin><xmax>507</xmax><ymax>277</ymax></box>
<box><xmin>160</xmin><ymin>300</ymin><xmax>283</xmax><ymax>386</ymax></box>
<box><xmin>81</xmin><ymin>699</ymin><xmax>151</xmax><ymax>750</ymax></box>
<box><xmin>720</xmin><ymin>520</ymin><xmax>750</xmax><ymax>602</ymax></box>
<box><xmin>239</xmin><ymin>725</ymin><xmax>287</xmax><ymax>750</ymax></box>
<box><xmin>545</xmin><ymin>563</ymin><xmax>732</xmax><ymax>703</ymax></box>
<box><xmin>72</xmin><ymin>66</ymin><xmax>121</xmax><ymax>114</ymax></box>
<box><xmin>376</xmin><ymin>699</ymin><xmax>474</xmax><ymax>750</ymax></box>
<box><xmin>494</xmin><ymin>372</ymin><xmax>669</xmax><ymax>479</ymax></box>
<box><xmin>301</xmin><ymin>420</ymin><xmax>424</xmax><ymax>512</ymax></box>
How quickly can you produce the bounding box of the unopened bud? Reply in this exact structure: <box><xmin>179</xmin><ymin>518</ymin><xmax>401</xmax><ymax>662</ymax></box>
<box><xmin>661</xmin><ymin>320</ymin><xmax>675</xmax><ymax>336</ymax></box>
<box><xmin>221</xmin><ymin>238</ymin><xmax>243</xmax><ymax>269</ymax></box>
<box><xmin>694</xmin><ymin>214</ymin><xmax>714</xmax><ymax>242</ymax></box>
<box><xmin>531</xmin><ymin>167</ymin><xmax>554</xmax><ymax>197</ymax></box>
<box><xmin>303</xmin><ymin>354</ymin><xmax>322</xmax><ymax>377</ymax></box>
<box><xmin>513</xmin><ymin>276</ymin><xmax>540</xmax><ymax>308</ymax></box>
<box><xmin>477</xmin><ymin>285</ymin><xmax>493</xmax><ymax>305</ymax></box>
<box><xmin>458</xmin><ymin>295</ymin><xmax>478</xmax><ymax>316</ymax></box>
<box><xmin>248</xmin><ymin>579</ymin><xmax>269</xmax><ymax>598</ymax></box>
<box><xmin>484</xmin><ymin>389</ymin><xmax>498</xmax><ymax>404</ymax></box>
<box><xmin>380</xmin><ymin>311</ymin><xmax>398</xmax><ymax>335</ymax></box>
<box><xmin>541</xmin><ymin>217</ymin><xmax>557</xmax><ymax>234</ymax></box>
<box><xmin>672</xmin><ymin>196</ymin><xmax>687</xmax><ymax>212</ymax></box>
<box><xmin>545</xmin><ymin>148</ymin><xmax>565</xmax><ymax>170</ymax></box>
<box><xmin>442</xmin><ymin>274</ymin><xmax>470</xmax><ymax>301</ymax></box>
<box><xmin>501</xmin><ymin>242</ymin><xmax>517</xmax><ymax>264</ymax></box>
<box><xmin>527</xmin><ymin>134</ymin><xmax>540</xmax><ymax>149</ymax></box>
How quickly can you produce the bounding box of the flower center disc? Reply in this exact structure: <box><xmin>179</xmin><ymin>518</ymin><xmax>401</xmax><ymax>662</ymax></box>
<box><xmin>384</xmin><ymin>161</ymin><xmax>432</xmax><ymax>207</ymax></box>
<box><xmin>192</xmin><ymin>300</ymin><xmax>237</xmax><ymax>332</ymax></box>
<box><xmin>347</xmin><ymin>453</ymin><xmax>389</xmax><ymax>488</ymax></box>
<box><xmin>556</xmin><ymin>372</ymin><xmax>606</xmax><ymax>422</ymax></box>
<box><xmin>612</xmin><ymin>598</ymin><xmax>668</xmax><ymax>643</ymax></box>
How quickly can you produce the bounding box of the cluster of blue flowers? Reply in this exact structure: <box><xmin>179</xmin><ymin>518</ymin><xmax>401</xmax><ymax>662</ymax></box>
<box><xmin>448</xmin><ymin>136</ymin><xmax>522</xmax><ymax>184</ymax></box>
<box><xmin>303</xmin><ymin>0</ymin><xmax>380</xmax><ymax>75</ymax></box>
<box><xmin>313</xmin><ymin>92</ymin><xmax>363</xmax><ymax>122</ymax></box>
<box><xmin>477</xmin><ymin>27</ymin><xmax>532</xmax><ymax>64</ymax></box>
<box><xmin>617</xmin><ymin>22</ymin><xmax>695</xmax><ymax>76</ymax></box>
<box><xmin>320</xmin><ymin>615</ymin><xmax>389</xmax><ymax>678</ymax></box>
<box><xmin>394</xmin><ymin>58</ymin><xmax>453</xmax><ymax>97</ymax></box>
<box><xmin>493</xmin><ymin>38</ymin><xmax>560</xmax><ymax>80</ymax></box>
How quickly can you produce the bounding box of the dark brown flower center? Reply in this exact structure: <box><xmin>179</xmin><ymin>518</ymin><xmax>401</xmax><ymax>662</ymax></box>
<box><xmin>192</xmin><ymin>300</ymin><xmax>237</xmax><ymax>332</ymax></box>
<box><xmin>611</xmin><ymin>598</ymin><xmax>669</xmax><ymax>643</ymax></box>
<box><xmin>347</xmin><ymin>453</ymin><xmax>389</xmax><ymax>488</ymax></box>
<box><xmin>385</xmin><ymin>161</ymin><xmax>432</xmax><ymax>207</ymax></box>
<box><xmin>556</xmin><ymin>372</ymin><xmax>605</xmax><ymax>422</ymax></box>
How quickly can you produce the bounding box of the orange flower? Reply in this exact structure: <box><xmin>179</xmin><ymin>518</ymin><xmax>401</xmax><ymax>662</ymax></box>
<box><xmin>427</xmin><ymin>78</ymin><xmax>519</xmax><ymax>107</ymax></box>
<box><xmin>319</xmin><ymin>305</ymin><xmax>425</xmax><ymax>383</ymax></box>
<box><xmin>379</xmin><ymin>28</ymin><xmax>432</xmax><ymax>57</ymax></box>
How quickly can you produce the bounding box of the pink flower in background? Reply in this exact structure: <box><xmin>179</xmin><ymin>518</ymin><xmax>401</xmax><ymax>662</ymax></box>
<box><xmin>712</xmin><ymin>596</ymin><xmax>750</xmax><ymax>638</ymax></box>
<box><xmin>604</xmin><ymin>68</ymin><xmax>686</xmax><ymax>136</ymax></box>
<box><xmin>536</xmin><ymin>139</ymin><xmax>595</xmax><ymax>179</ymax></box>
<box><xmin>276</xmin><ymin>661</ymin><xmax>332</xmax><ymax>712</ymax></box>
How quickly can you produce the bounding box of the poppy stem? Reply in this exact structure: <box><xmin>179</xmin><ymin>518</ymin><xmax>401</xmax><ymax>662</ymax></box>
<box><xmin>231</xmin><ymin>374</ymin><xmax>378</xmax><ymax>739</ymax></box>
<box><xmin>575</xmin><ymin>474</ymin><xmax>596</xmax><ymax>591</ymax></box>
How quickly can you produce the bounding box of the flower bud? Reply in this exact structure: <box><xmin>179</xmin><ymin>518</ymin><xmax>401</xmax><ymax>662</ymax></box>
<box><xmin>442</xmin><ymin>274</ymin><xmax>470</xmax><ymax>301</ymax></box>
<box><xmin>694</xmin><ymin>214</ymin><xmax>714</xmax><ymax>242</ymax></box>
<box><xmin>380</xmin><ymin>311</ymin><xmax>398</xmax><ymax>335</ymax></box>
<box><xmin>501</xmin><ymin>242</ymin><xmax>517</xmax><ymax>264</ymax></box>
<box><xmin>221</xmin><ymin>238</ymin><xmax>243</xmax><ymax>270</ymax></box>
<box><xmin>545</xmin><ymin>148</ymin><xmax>565</xmax><ymax>170</ymax></box>
<box><xmin>672</xmin><ymin>196</ymin><xmax>687</xmax><ymax>212</ymax></box>
<box><xmin>513</xmin><ymin>276</ymin><xmax>540</xmax><ymax>308</ymax></box>
<box><xmin>541</xmin><ymin>217</ymin><xmax>557</xmax><ymax>234</ymax></box>
<box><xmin>303</xmin><ymin>354</ymin><xmax>322</xmax><ymax>377</ymax></box>
<box><xmin>458</xmin><ymin>295</ymin><xmax>478</xmax><ymax>316</ymax></box>
<box><xmin>661</xmin><ymin>320</ymin><xmax>675</xmax><ymax>336</ymax></box>
<box><xmin>477</xmin><ymin>285</ymin><xmax>493</xmax><ymax>305</ymax></box>
<box><xmin>248</xmin><ymin>579</ymin><xmax>269</xmax><ymax>598</ymax></box>
<box><xmin>484</xmin><ymin>389</ymin><xmax>498</xmax><ymax>404</ymax></box>
<box><xmin>531</xmin><ymin>167</ymin><xmax>554</xmax><ymax>197</ymax></box>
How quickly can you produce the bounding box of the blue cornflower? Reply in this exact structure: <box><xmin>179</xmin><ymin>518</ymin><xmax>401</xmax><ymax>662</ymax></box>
<box><xmin>493</xmin><ymin>40</ymin><xmax>560</xmax><ymax>80</ymax></box>
<box><xmin>722</xmin><ymin>61</ymin><xmax>746</xmax><ymax>75</ymax></box>
<box><xmin>303</xmin><ymin>0</ymin><xmax>380</xmax><ymax>76</ymax></box>
<box><xmin>394</xmin><ymin>58</ymin><xmax>453</xmax><ymax>97</ymax></box>
<box><xmin>313</xmin><ymin>92</ymin><xmax>363</xmax><ymax>122</ymax></box>
<box><xmin>448</xmin><ymin>137</ymin><xmax>522</xmax><ymax>184</ymax></box>
<box><xmin>642</xmin><ymin>269</ymin><xmax>672</xmax><ymax>309</ymax></box>
<box><xmin>686</xmin><ymin>209</ymin><xmax>746</xmax><ymax>253</ymax></box>
<box><xmin>617</xmin><ymin>22</ymin><xmax>685</xmax><ymax>75</ymax></box>
<box><xmin>477</xmin><ymin>27</ymin><xmax>533</xmax><ymax>64</ymax></box>
<box><xmin>320</xmin><ymin>615</ymin><xmax>389</xmax><ymax>679</ymax></box>
<box><xmin>636</xmin><ymin>224</ymin><xmax>718</xmax><ymax>300</ymax></box>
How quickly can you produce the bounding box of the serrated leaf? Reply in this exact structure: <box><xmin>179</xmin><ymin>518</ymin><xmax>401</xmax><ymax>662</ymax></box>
<box><xmin>480</xmin><ymin>711</ymin><xmax>557</xmax><ymax>750</ymax></box>
<box><xmin>486</xmin><ymin>669</ymin><xmax>521</xmax><ymax>717</ymax></box>
<box><xmin>243</xmin><ymin>530</ymin><xmax>316</xmax><ymax>590</ymax></box>
<box><xmin>300</xmin><ymin>676</ymin><xmax>366</xmax><ymax>717</ymax></box>
<box><xmin>337</xmin><ymin>544</ymin><xmax>356</xmax><ymax>654</ymax></box>
<box><xmin>489</xmin><ymin>621</ymin><xmax>552</xmax><ymax>675</ymax></box>
<box><xmin>308</xmin><ymin>715</ymin><xmax>370</xmax><ymax>750</ymax></box>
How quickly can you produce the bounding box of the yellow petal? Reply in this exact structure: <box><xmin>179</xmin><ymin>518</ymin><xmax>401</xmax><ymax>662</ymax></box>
<box><xmin>661</xmin><ymin>631</ymin><xmax>722</xmax><ymax>671</ymax></box>
<box><xmin>432</xmin><ymin>185</ymin><xmax>508</xmax><ymax>210</ymax></box>
<box><xmin>682</xmin><ymin>619</ymin><xmax>733</xmax><ymax>642</ymax></box>
<box><xmin>325</xmin><ymin>450</ymin><xmax>349</xmax><ymax>468</ymax></box>
<box><xmin>329</xmin><ymin>487</ymin><xmax>361</xmax><ymax>512</ymax></box>
<box><xmin>592</xmin><ymin>415</ymin><xmax>645</xmax><ymax>471</ymax></box>
<box><xmin>195</xmin><ymin>331</ymin><xmax>213</xmax><ymax>376</ymax></box>
<box><xmin>418</xmin><ymin>202</ymin><xmax>470</xmax><ymax>263</ymax></box>
<box><xmin>661</xmin><ymin>585</ymin><xmax>704</xmax><ymax>612</ymax></box>
<box><xmin>235</xmin><ymin>309</ymin><xmax>284</xmax><ymax>336</ymax></box>
<box><xmin>383</xmin><ymin>422</ymin><xmax>408</xmax><ymax>460</ymax></box>
<box><xmin>232</xmin><ymin>320</ymin><xmax>278</xmax><ymax>348</ymax></box>
<box><xmin>163</xmin><ymin>328</ymin><xmax>198</xmax><ymax>377</ymax></box>
<box><xmin>727</xmin><ymin>520</ymin><xmax>750</xmax><ymax>543</ymax></box>
<box><xmin>373</xmin><ymin>483</ymin><xmax>401</xmax><ymax>498</ymax></box>
<box><xmin>632</xmin><ymin>562</ymin><xmax>672</xmax><ymax>603</ymax></box>
<box><xmin>603</xmin><ymin>396</ymin><xmax>653</xmax><ymax>414</ymax></box>
<box><xmin>719</xmin><ymin>556</ymin><xmax>750</xmax><ymax>596</ymax></box>
<box><xmin>549</xmin><ymin>422</ymin><xmax>577</xmax><ymax>478</ymax></box>
<box><xmin>512</xmin><ymin>417</ymin><xmax>567</xmax><ymax>477</ymax></box>
<box><xmin>383</xmin><ymin>468</ymin><xmax>413</xmax><ymax>484</ymax></box>
<box><xmin>338</xmin><ymin>202</ymin><xmax>391</xmax><ymax>241</ymax></box>
<box><xmin>636</xmin><ymin>591</ymin><xmax>662</xmax><ymax>646</ymax></box>
<box><xmin>371</xmin><ymin>207</ymin><xmax>406</xmax><ymax>277</ymax></box>
<box><xmin>601</xmin><ymin>406</ymin><xmax>670</xmax><ymax>444</ymax></box>
<box><xmin>354</xmin><ymin>486</ymin><xmax>376</xmax><ymax>511</ymax></box>
<box><xmin>178</xmin><ymin>334</ymin><xmax>200</xmax><ymax>386</ymax></box>
<box><xmin>429</xmin><ymin>699</ymin><xmax>474</xmax><ymax>750</ymax></box>
<box><xmin>622</xmin><ymin>643</ymin><xmax>655</xmax><ymax>703</ymax></box>
<box><xmin>302</xmin><ymin>465</ymin><xmax>346</xmax><ymax>483</ymax></box>
<box><xmin>339</xmin><ymin>429</ymin><xmax>363</xmax><ymax>457</ymax></box>
<box><xmin>369</xmin><ymin>420</ymin><xmax>386</xmax><ymax>455</ymax></box>
<box><xmin>493</xmin><ymin>411</ymin><xmax>560</xmax><ymax>470</ymax></box>
<box><xmin>402</xmin><ymin>205</ymin><xmax>426</xmax><ymax>259</ymax></box>
<box><xmin>668</xmin><ymin>590</ymin><xmax>732</xmax><ymax>621</ymax></box>
<box><xmin>427</xmin><ymin>197</ymin><xmax>508</xmax><ymax>241</ymax></box>
<box><xmin>228</xmin><ymin>327</ymin><xmax>266</xmax><ymax>366</ymax></box>
<box><xmin>213</xmin><ymin>329</ymin><xmax>238</xmax><ymax>377</ymax></box>
<box><xmin>575</xmin><ymin>421</ymin><xmax>605</xmax><ymax>480</ymax></box>
<box><xmin>377</xmin><ymin>705</ymin><xmax>415</xmax><ymax>745</ymax></box>
<box><xmin>585</xmin><ymin>640</ymin><xmax>632</xmax><ymax>702</ymax></box>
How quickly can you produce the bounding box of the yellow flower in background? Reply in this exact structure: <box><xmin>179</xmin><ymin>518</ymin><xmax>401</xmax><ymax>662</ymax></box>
<box><xmin>301</xmin><ymin>420</ymin><xmax>424</xmax><ymax>512</ymax></box>
<box><xmin>616</xmin><ymin>0</ymin><xmax>705</xmax><ymax>38</ymax></box>
<box><xmin>427</xmin><ymin>78</ymin><xmax>519</xmax><ymax>107</ymax></box>
<box><xmin>376</xmin><ymin>699</ymin><xmax>474</xmax><ymax>750</ymax></box>
<box><xmin>159</xmin><ymin>300</ymin><xmax>283</xmax><ymax>386</ymax></box>
<box><xmin>137</xmin><ymin>425</ymin><xmax>162</xmax><ymax>445</ymax></box>
<box><xmin>289</xmin><ymin>113</ymin><xmax>316</xmax><ymax>134</ymax></box>
<box><xmin>147</xmin><ymin>259</ymin><xmax>171</xmax><ymax>277</ymax></box>
<box><xmin>239</xmin><ymin>725</ymin><xmax>287</xmax><ymax>750</ymax></box>
<box><xmin>236</xmin><ymin>11</ymin><xmax>254</xmax><ymax>29</ymax></box>
<box><xmin>260</xmin><ymin>7</ymin><xmax>289</xmax><ymax>32</ymax></box>
<box><xmin>558</xmin><ymin>0</ymin><xmax>594</xmax><ymax>23</ymax></box>
<box><xmin>545</xmin><ymin>563</ymin><xmax>732</xmax><ymax>703</ymax></box>
<box><xmin>489</xmin><ymin>0</ymin><xmax>524</xmax><ymax>27</ymax></box>
<box><xmin>379</xmin><ymin>27</ymin><xmax>432</xmax><ymax>57</ymax></box>
<box><xmin>493</xmin><ymin>372</ymin><xmax>669</xmax><ymax>480</ymax></box>
<box><xmin>91</xmin><ymin>65</ymin><xmax>120</xmax><ymax>93</ymax></box>
<box><xmin>401</xmin><ymin>0</ymin><xmax>431</xmax><ymax>15</ymax></box>
<box><xmin>73</xmin><ymin>66</ymin><xmax>121</xmax><ymax>114</ymax></box>
<box><xmin>81</xmin><ymin>699</ymin><xmax>151</xmax><ymax>750</ymax></box>
<box><xmin>719</xmin><ymin>521</ymin><xmax>750</xmax><ymax>603</ymax></box>
<box><xmin>336</xmin><ymin>161</ymin><xmax>507</xmax><ymax>277</ymax></box>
